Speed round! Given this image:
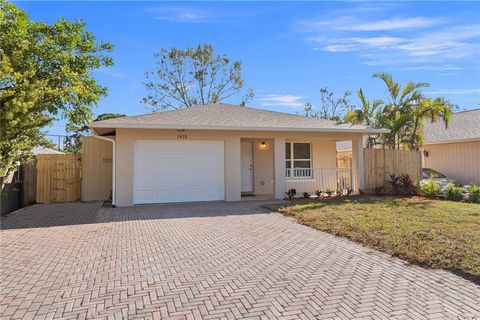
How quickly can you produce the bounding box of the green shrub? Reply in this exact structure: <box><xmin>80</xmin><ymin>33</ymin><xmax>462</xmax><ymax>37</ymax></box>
<box><xmin>399</xmin><ymin>173</ymin><xmax>417</xmax><ymax>195</ymax></box>
<box><xmin>445</xmin><ymin>183</ymin><xmax>464</xmax><ymax>201</ymax></box>
<box><xmin>387</xmin><ymin>174</ymin><xmax>401</xmax><ymax>194</ymax></box>
<box><xmin>388</xmin><ymin>173</ymin><xmax>417</xmax><ymax>195</ymax></box>
<box><xmin>420</xmin><ymin>178</ymin><xmax>440</xmax><ymax>198</ymax></box>
<box><xmin>286</xmin><ymin>188</ymin><xmax>297</xmax><ymax>199</ymax></box>
<box><xmin>465</xmin><ymin>185</ymin><xmax>480</xmax><ymax>203</ymax></box>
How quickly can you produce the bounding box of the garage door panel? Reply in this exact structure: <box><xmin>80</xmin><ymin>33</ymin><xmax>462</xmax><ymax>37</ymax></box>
<box><xmin>135</xmin><ymin>140</ymin><xmax>164</xmax><ymax>154</ymax></box>
<box><xmin>135</xmin><ymin>174</ymin><xmax>156</xmax><ymax>189</ymax></box>
<box><xmin>134</xmin><ymin>140</ymin><xmax>225</xmax><ymax>204</ymax></box>
<box><xmin>135</xmin><ymin>190</ymin><xmax>155</xmax><ymax>203</ymax></box>
<box><xmin>146</xmin><ymin>156</ymin><xmax>222</xmax><ymax>171</ymax></box>
<box><xmin>151</xmin><ymin>158</ymin><xmax>173</xmax><ymax>170</ymax></box>
<box><xmin>135</xmin><ymin>157</ymin><xmax>154</xmax><ymax>172</ymax></box>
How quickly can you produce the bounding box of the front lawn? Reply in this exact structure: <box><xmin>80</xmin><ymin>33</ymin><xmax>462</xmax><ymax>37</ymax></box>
<box><xmin>265</xmin><ymin>196</ymin><xmax>480</xmax><ymax>282</ymax></box>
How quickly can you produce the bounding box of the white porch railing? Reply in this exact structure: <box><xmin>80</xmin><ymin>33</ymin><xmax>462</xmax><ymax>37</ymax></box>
<box><xmin>285</xmin><ymin>168</ymin><xmax>358</xmax><ymax>194</ymax></box>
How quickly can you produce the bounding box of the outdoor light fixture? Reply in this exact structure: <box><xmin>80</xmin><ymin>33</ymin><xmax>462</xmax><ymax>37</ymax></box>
<box><xmin>423</xmin><ymin>150</ymin><xmax>429</xmax><ymax>157</ymax></box>
<box><xmin>260</xmin><ymin>141</ymin><xmax>267</xmax><ymax>149</ymax></box>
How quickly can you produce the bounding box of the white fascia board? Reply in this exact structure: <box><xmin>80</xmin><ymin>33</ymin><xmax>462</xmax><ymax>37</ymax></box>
<box><xmin>90</xmin><ymin>123</ymin><xmax>390</xmax><ymax>134</ymax></box>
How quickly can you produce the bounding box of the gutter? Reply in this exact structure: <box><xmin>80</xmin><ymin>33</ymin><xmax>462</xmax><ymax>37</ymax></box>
<box><xmin>90</xmin><ymin>133</ymin><xmax>116</xmax><ymax>207</ymax></box>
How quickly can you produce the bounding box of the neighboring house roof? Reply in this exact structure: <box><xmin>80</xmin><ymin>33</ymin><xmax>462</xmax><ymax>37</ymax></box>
<box><xmin>32</xmin><ymin>146</ymin><xmax>65</xmax><ymax>155</ymax></box>
<box><xmin>336</xmin><ymin>137</ymin><xmax>369</xmax><ymax>151</ymax></box>
<box><xmin>336</xmin><ymin>140</ymin><xmax>353</xmax><ymax>151</ymax></box>
<box><xmin>423</xmin><ymin>108</ymin><xmax>480</xmax><ymax>144</ymax></box>
<box><xmin>91</xmin><ymin>103</ymin><xmax>388</xmax><ymax>134</ymax></box>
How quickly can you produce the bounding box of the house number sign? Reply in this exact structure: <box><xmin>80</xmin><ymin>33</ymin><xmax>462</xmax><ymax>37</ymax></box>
<box><xmin>177</xmin><ymin>129</ymin><xmax>187</xmax><ymax>139</ymax></box>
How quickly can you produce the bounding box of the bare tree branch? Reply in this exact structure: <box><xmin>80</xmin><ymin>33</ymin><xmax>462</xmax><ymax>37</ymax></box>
<box><xmin>142</xmin><ymin>44</ymin><xmax>253</xmax><ymax>111</ymax></box>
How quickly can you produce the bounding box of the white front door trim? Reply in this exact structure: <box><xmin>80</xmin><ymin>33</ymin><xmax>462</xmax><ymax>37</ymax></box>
<box><xmin>241</xmin><ymin>140</ymin><xmax>254</xmax><ymax>193</ymax></box>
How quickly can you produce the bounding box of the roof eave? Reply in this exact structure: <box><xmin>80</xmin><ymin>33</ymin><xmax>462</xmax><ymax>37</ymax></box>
<box><xmin>89</xmin><ymin>123</ymin><xmax>389</xmax><ymax>134</ymax></box>
<box><xmin>423</xmin><ymin>137</ymin><xmax>480</xmax><ymax>145</ymax></box>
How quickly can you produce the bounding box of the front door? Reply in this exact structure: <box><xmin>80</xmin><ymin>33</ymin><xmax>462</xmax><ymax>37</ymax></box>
<box><xmin>241</xmin><ymin>141</ymin><xmax>254</xmax><ymax>193</ymax></box>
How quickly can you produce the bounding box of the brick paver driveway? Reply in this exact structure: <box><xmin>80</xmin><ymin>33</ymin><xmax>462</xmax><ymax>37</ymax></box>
<box><xmin>1</xmin><ymin>201</ymin><xmax>479</xmax><ymax>319</ymax></box>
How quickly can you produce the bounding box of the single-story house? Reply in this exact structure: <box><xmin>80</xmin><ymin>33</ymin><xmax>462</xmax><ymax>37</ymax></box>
<box><xmin>89</xmin><ymin>103</ymin><xmax>388</xmax><ymax>206</ymax></box>
<box><xmin>32</xmin><ymin>146</ymin><xmax>65</xmax><ymax>155</ymax></box>
<box><xmin>422</xmin><ymin>108</ymin><xmax>480</xmax><ymax>185</ymax></box>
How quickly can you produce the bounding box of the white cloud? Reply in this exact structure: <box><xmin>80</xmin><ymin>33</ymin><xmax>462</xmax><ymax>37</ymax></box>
<box><xmin>343</xmin><ymin>17</ymin><xmax>439</xmax><ymax>31</ymax></box>
<box><xmin>437</xmin><ymin>73</ymin><xmax>461</xmax><ymax>77</ymax></box>
<box><xmin>148</xmin><ymin>7</ymin><xmax>211</xmax><ymax>23</ymax></box>
<box><xmin>320</xmin><ymin>36</ymin><xmax>403</xmax><ymax>52</ymax></box>
<box><xmin>311</xmin><ymin>24</ymin><xmax>480</xmax><ymax>64</ymax></box>
<box><xmin>260</xmin><ymin>94</ymin><xmax>305</xmax><ymax>108</ymax></box>
<box><xmin>297</xmin><ymin>9</ymin><xmax>480</xmax><ymax>66</ymax></box>
<box><xmin>299</xmin><ymin>16</ymin><xmax>439</xmax><ymax>32</ymax></box>
<box><xmin>397</xmin><ymin>65</ymin><xmax>463</xmax><ymax>71</ymax></box>
<box><xmin>425</xmin><ymin>89</ymin><xmax>480</xmax><ymax>95</ymax></box>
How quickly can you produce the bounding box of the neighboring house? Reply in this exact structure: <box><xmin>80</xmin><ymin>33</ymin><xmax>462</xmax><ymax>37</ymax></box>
<box><xmin>90</xmin><ymin>103</ymin><xmax>388</xmax><ymax>206</ymax></box>
<box><xmin>32</xmin><ymin>146</ymin><xmax>65</xmax><ymax>155</ymax></box>
<box><xmin>422</xmin><ymin>108</ymin><xmax>480</xmax><ymax>185</ymax></box>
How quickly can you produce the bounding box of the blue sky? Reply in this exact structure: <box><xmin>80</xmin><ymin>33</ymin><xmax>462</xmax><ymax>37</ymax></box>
<box><xmin>15</xmin><ymin>1</ymin><xmax>480</xmax><ymax>136</ymax></box>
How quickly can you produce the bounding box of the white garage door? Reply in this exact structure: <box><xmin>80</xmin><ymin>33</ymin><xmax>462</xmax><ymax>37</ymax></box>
<box><xmin>134</xmin><ymin>140</ymin><xmax>225</xmax><ymax>204</ymax></box>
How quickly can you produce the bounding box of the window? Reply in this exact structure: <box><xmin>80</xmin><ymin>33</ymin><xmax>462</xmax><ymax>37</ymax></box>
<box><xmin>285</xmin><ymin>142</ymin><xmax>312</xmax><ymax>177</ymax></box>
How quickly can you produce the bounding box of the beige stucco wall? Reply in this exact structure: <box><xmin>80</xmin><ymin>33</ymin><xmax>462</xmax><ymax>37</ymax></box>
<box><xmin>113</xmin><ymin>128</ymin><xmax>363</xmax><ymax>206</ymax></box>
<box><xmin>423</xmin><ymin>140</ymin><xmax>480</xmax><ymax>185</ymax></box>
<box><xmin>312</xmin><ymin>141</ymin><xmax>337</xmax><ymax>168</ymax></box>
<box><xmin>81</xmin><ymin>136</ymin><xmax>113</xmax><ymax>201</ymax></box>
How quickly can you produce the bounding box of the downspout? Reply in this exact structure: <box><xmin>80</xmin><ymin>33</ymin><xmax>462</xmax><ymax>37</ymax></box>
<box><xmin>90</xmin><ymin>133</ymin><xmax>116</xmax><ymax>207</ymax></box>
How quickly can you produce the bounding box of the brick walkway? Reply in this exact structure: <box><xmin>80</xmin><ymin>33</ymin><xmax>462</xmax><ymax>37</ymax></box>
<box><xmin>1</xmin><ymin>201</ymin><xmax>479</xmax><ymax>319</ymax></box>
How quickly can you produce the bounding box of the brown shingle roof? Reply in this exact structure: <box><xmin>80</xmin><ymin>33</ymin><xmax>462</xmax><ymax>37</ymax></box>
<box><xmin>424</xmin><ymin>109</ymin><xmax>480</xmax><ymax>144</ymax></box>
<box><xmin>91</xmin><ymin>103</ymin><xmax>388</xmax><ymax>133</ymax></box>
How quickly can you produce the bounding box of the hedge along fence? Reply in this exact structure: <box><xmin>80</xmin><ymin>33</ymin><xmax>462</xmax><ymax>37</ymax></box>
<box><xmin>363</xmin><ymin>148</ymin><xmax>422</xmax><ymax>194</ymax></box>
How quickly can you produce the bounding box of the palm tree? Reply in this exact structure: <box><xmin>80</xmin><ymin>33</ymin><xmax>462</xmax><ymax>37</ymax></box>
<box><xmin>345</xmin><ymin>73</ymin><xmax>453</xmax><ymax>151</ymax></box>
<box><xmin>345</xmin><ymin>89</ymin><xmax>383</xmax><ymax>148</ymax></box>
<box><xmin>373</xmin><ymin>72</ymin><xmax>429</xmax><ymax>150</ymax></box>
<box><xmin>405</xmin><ymin>97</ymin><xmax>452</xmax><ymax>150</ymax></box>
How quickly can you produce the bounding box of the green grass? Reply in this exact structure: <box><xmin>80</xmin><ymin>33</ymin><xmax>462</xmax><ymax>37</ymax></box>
<box><xmin>265</xmin><ymin>196</ymin><xmax>480</xmax><ymax>282</ymax></box>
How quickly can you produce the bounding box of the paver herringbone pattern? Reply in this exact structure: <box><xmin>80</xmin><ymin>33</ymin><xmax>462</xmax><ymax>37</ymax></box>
<box><xmin>1</xmin><ymin>201</ymin><xmax>479</xmax><ymax>319</ymax></box>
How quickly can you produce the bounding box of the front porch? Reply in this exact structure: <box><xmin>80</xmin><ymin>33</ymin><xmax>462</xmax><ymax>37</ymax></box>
<box><xmin>286</xmin><ymin>167</ymin><xmax>359</xmax><ymax>195</ymax></box>
<box><xmin>240</xmin><ymin>137</ymin><xmax>364</xmax><ymax>200</ymax></box>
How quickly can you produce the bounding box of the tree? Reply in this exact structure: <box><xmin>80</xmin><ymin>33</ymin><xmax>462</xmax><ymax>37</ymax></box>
<box><xmin>0</xmin><ymin>1</ymin><xmax>113</xmax><ymax>182</ymax></box>
<box><xmin>64</xmin><ymin>113</ymin><xmax>126</xmax><ymax>152</ymax></box>
<box><xmin>142</xmin><ymin>44</ymin><xmax>254</xmax><ymax>111</ymax></box>
<box><xmin>345</xmin><ymin>73</ymin><xmax>453</xmax><ymax>150</ymax></box>
<box><xmin>304</xmin><ymin>87</ymin><xmax>352</xmax><ymax>121</ymax></box>
<box><xmin>344</xmin><ymin>89</ymin><xmax>383</xmax><ymax>148</ymax></box>
<box><xmin>373</xmin><ymin>72</ymin><xmax>430</xmax><ymax>149</ymax></box>
<box><xmin>404</xmin><ymin>97</ymin><xmax>452</xmax><ymax>150</ymax></box>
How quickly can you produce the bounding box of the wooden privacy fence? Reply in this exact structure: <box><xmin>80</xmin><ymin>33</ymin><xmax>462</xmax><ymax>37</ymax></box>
<box><xmin>363</xmin><ymin>148</ymin><xmax>422</xmax><ymax>193</ymax></box>
<box><xmin>36</xmin><ymin>154</ymin><xmax>82</xmax><ymax>203</ymax></box>
<box><xmin>81</xmin><ymin>136</ymin><xmax>113</xmax><ymax>201</ymax></box>
<box><xmin>336</xmin><ymin>151</ymin><xmax>353</xmax><ymax>168</ymax></box>
<box><xmin>20</xmin><ymin>161</ymin><xmax>37</xmax><ymax>206</ymax></box>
